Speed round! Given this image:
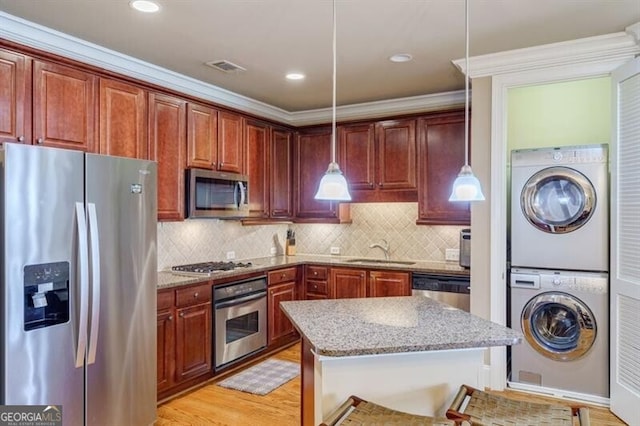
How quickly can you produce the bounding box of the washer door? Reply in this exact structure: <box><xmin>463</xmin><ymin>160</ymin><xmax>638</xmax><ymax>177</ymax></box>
<box><xmin>521</xmin><ymin>292</ymin><xmax>597</xmax><ymax>361</ymax></box>
<box><xmin>521</xmin><ymin>166</ymin><xmax>596</xmax><ymax>234</ymax></box>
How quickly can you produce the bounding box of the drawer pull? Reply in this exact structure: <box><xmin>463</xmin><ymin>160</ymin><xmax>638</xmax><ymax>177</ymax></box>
<box><xmin>193</xmin><ymin>292</ymin><xmax>199</xmax><ymax>298</ymax></box>
<box><xmin>179</xmin><ymin>312</ymin><xmax>185</xmax><ymax>318</ymax></box>
<box><xmin>37</xmin><ymin>137</ymin><xmax>44</xmax><ymax>144</ymax></box>
<box><xmin>168</xmin><ymin>315</ymin><xmax>173</xmax><ymax>321</ymax></box>
<box><xmin>17</xmin><ymin>135</ymin><xmax>24</xmax><ymax>142</ymax></box>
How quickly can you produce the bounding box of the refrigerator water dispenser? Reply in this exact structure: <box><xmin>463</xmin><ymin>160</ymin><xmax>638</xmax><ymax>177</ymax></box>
<box><xmin>24</xmin><ymin>261</ymin><xmax>70</xmax><ymax>331</ymax></box>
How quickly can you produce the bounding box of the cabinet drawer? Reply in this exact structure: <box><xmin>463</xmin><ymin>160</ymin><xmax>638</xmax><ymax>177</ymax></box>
<box><xmin>157</xmin><ymin>289</ymin><xmax>174</xmax><ymax>311</ymax></box>
<box><xmin>306</xmin><ymin>265</ymin><xmax>328</xmax><ymax>280</ymax></box>
<box><xmin>175</xmin><ymin>284</ymin><xmax>211</xmax><ymax>308</ymax></box>
<box><xmin>306</xmin><ymin>279</ymin><xmax>328</xmax><ymax>296</ymax></box>
<box><xmin>268</xmin><ymin>267</ymin><xmax>297</xmax><ymax>285</ymax></box>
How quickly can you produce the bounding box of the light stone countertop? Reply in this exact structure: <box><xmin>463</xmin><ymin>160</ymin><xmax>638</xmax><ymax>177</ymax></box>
<box><xmin>157</xmin><ymin>254</ymin><xmax>469</xmax><ymax>289</ymax></box>
<box><xmin>280</xmin><ymin>296</ymin><xmax>522</xmax><ymax>357</ymax></box>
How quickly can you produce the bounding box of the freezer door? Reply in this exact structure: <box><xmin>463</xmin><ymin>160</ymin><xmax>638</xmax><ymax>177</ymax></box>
<box><xmin>1</xmin><ymin>144</ymin><xmax>85</xmax><ymax>425</ymax></box>
<box><xmin>84</xmin><ymin>154</ymin><xmax>157</xmax><ymax>426</ymax></box>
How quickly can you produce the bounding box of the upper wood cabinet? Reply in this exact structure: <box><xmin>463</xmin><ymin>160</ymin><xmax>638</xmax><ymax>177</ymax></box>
<box><xmin>330</xmin><ymin>268</ymin><xmax>367</xmax><ymax>299</ymax></box>
<box><xmin>186</xmin><ymin>102</ymin><xmax>217</xmax><ymax>169</ymax></box>
<box><xmin>417</xmin><ymin>111</ymin><xmax>470</xmax><ymax>225</ymax></box>
<box><xmin>270</xmin><ymin>127</ymin><xmax>294</xmax><ymax>218</ymax></box>
<box><xmin>149</xmin><ymin>92</ymin><xmax>187</xmax><ymax>221</ymax></box>
<box><xmin>0</xmin><ymin>48</ymin><xmax>30</xmax><ymax>145</ymax></box>
<box><xmin>339</xmin><ymin>118</ymin><xmax>417</xmax><ymax>202</ymax></box>
<box><xmin>294</xmin><ymin>127</ymin><xmax>340</xmax><ymax>221</ymax></box>
<box><xmin>368</xmin><ymin>270</ymin><xmax>411</xmax><ymax>297</ymax></box>
<box><xmin>33</xmin><ymin>59</ymin><xmax>97</xmax><ymax>151</ymax></box>
<box><xmin>217</xmin><ymin>110</ymin><xmax>244</xmax><ymax>174</ymax></box>
<box><xmin>98</xmin><ymin>78</ymin><xmax>147</xmax><ymax>159</ymax></box>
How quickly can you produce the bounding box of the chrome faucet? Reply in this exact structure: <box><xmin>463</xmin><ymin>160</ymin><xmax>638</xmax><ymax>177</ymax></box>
<box><xmin>369</xmin><ymin>239</ymin><xmax>390</xmax><ymax>260</ymax></box>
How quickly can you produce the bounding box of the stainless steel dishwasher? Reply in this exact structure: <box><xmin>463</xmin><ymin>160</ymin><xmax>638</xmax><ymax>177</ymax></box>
<box><xmin>411</xmin><ymin>273</ymin><xmax>470</xmax><ymax>312</ymax></box>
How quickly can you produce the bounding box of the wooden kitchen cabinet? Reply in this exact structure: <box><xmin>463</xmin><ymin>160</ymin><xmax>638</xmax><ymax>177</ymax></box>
<box><xmin>339</xmin><ymin>123</ymin><xmax>375</xmax><ymax>190</ymax></box>
<box><xmin>0</xmin><ymin>48</ymin><xmax>30</xmax><ymax>146</ymax></box>
<box><xmin>417</xmin><ymin>111</ymin><xmax>470</xmax><ymax>225</ymax></box>
<box><xmin>186</xmin><ymin>102</ymin><xmax>217</xmax><ymax>169</ymax></box>
<box><xmin>294</xmin><ymin>127</ymin><xmax>341</xmax><ymax>221</ymax></box>
<box><xmin>175</xmin><ymin>302</ymin><xmax>212</xmax><ymax>382</ymax></box>
<box><xmin>98</xmin><ymin>78</ymin><xmax>147</xmax><ymax>159</ymax></box>
<box><xmin>374</xmin><ymin>118</ymin><xmax>417</xmax><ymax>190</ymax></box>
<box><xmin>305</xmin><ymin>265</ymin><xmax>329</xmax><ymax>300</ymax></box>
<box><xmin>267</xmin><ymin>267</ymin><xmax>298</xmax><ymax>346</ymax></box>
<box><xmin>244</xmin><ymin>120</ymin><xmax>294</xmax><ymax>220</ymax></box>
<box><xmin>149</xmin><ymin>92</ymin><xmax>187</xmax><ymax>221</ymax></box>
<box><xmin>156</xmin><ymin>290</ymin><xmax>175</xmax><ymax>394</ymax></box>
<box><xmin>368</xmin><ymin>270</ymin><xmax>411</xmax><ymax>297</ymax></box>
<box><xmin>218</xmin><ymin>110</ymin><xmax>244</xmax><ymax>173</ymax></box>
<box><xmin>33</xmin><ymin>59</ymin><xmax>97</xmax><ymax>151</ymax></box>
<box><xmin>330</xmin><ymin>267</ymin><xmax>367</xmax><ymax>299</ymax></box>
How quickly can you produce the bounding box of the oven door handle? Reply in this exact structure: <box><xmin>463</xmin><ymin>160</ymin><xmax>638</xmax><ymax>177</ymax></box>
<box><xmin>214</xmin><ymin>291</ymin><xmax>266</xmax><ymax>310</ymax></box>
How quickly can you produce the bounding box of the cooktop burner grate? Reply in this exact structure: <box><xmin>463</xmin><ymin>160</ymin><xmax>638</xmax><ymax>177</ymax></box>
<box><xmin>171</xmin><ymin>261</ymin><xmax>253</xmax><ymax>276</ymax></box>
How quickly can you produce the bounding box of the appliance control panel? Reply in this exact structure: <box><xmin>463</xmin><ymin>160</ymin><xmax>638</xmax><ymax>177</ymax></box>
<box><xmin>24</xmin><ymin>261</ymin><xmax>70</xmax><ymax>331</ymax></box>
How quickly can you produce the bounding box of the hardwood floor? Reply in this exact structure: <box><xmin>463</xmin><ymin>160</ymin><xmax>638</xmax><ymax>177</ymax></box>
<box><xmin>156</xmin><ymin>342</ymin><xmax>627</xmax><ymax>425</ymax></box>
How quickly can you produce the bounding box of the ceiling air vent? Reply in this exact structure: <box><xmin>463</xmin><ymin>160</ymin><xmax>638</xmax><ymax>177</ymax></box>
<box><xmin>205</xmin><ymin>60</ymin><xmax>247</xmax><ymax>73</ymax></box>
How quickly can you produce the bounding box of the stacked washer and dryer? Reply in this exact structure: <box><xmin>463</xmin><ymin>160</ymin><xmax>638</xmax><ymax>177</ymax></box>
<box><xmin>509</xmin><ymin>144</ymin><xmax>609</xmax><ymax>403</ymax></box>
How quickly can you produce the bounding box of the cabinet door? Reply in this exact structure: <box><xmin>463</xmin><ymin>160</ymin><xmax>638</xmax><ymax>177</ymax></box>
<box><xmin>0</xmin><ymin>48</ymin><xmax>30</xmax><ymax>145</ymax></box>
<box><xmin>331</xmin><ymin>268</ymin><xmax>367</xmax><ymax>299</ymax></box>
<box><xmin>217</xmin><ymin>111</ymin><xmax>243</xmax><ymax>173</ymax></box>
<box><xmin>294</xmin><ymin>127</ymin><xmax>339</xmax><ymax>220</ymax></box>
<box><xmin>375</xmin><ymin>119</ymin><xmax>416</xmax><ymax>190</ymax></box>
<box><xmin>186</xmin><ymin>102</ymin><xmax>217</xmax><ymax>169</ymax></box>
<box><xmin>175</xmin><ymin>303</ymin><xmax>212</xmax><ymax>382</ymax></box>
<box><xmin>99</xmin><ymin>78</ymin><xmax>147</xmax><ymax>159</ymax></box>
<box><xmin>270</xmin><ymin>127</ymin><xmax>294</xmax><ymax>218</ymax></box>
<box><xmin>245</xmin><ymin>119</ymin><xmax>270</xmax><ymax>217</ymax></box>
<box><xmin>268</xmin><ymin>281</ymin><xmax>297</xmax><ymax>345</ymax></box>
<box><xmin>417</xmin><ymin>113</ymin><xmax>470</xmax><ymax>225</ymax></box>
<box><xmin>368</xmin><ymin>271</ymin><xmax>411</xmax><ymax>297</ymax></box>
<box><xmin>156</xmin><ymin>309</ymin><xmax>175</xmax><ymax>393</ymax></box>
<box><xmin>149</xmin><ymin>93</ymin><xmax>187</xmax><ymax>221</ymax></box>
<box><xmin>339</xmin><ymin>123</ymin><xmax>375</xmax><ymax>190</ymax></box>
<box><xmin>33</xmin><ymin>60</ymin><xmax>97</xmax><ymax>151</ymax></box>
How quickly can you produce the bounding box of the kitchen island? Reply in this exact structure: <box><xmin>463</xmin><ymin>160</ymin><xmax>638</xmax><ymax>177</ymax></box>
<box><xmin>280</xmin><ymin>296</ymin><xmax>522</xmax><ymax>425</ymax></box>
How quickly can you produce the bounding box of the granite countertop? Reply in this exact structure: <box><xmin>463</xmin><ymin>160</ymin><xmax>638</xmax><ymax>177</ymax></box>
<box><xmin>280</xmin><ymin>296</ymin><xmax>522</xmax><ymax>357</ymax></box>
<box><xmin>157</xmin><ymin>254</ymin><xmax>469</xmax><ymax>289</ymax></box>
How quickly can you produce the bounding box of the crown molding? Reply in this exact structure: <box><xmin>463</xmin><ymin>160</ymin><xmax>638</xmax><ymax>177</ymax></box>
<box><xmin>453</xmin><ymin>27</ymin><xmax>640</xmax><ymax>78</ymax></box>
<box><xmin>0</xmin><ymin>11</ymin><xmax>463</xmax><ymax>126</ymax></box>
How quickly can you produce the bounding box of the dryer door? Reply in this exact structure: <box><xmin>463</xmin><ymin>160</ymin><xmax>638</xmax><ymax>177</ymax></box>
<box><xmin>520</xmin><ymin>166</ymin><xmax>596</xmax><ymax>234</ymax></box>
<box><xmin>521</xmin><ymin>291</ymin><xmax>597</xmax><ymax>361</ymax></box>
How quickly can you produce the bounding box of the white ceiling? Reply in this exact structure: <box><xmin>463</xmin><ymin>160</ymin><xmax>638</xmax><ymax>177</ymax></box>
<box><xmin>0</xmin><ymin>0</ymin><xmax>638</xmax><ymax>112</ymax></box>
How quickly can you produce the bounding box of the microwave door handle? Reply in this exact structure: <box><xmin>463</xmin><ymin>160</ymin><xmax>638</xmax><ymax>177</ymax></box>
<box><xmin>237</xmin><ymin>182</ymin><xmax>246</xmax><ymax>208</ymax></box>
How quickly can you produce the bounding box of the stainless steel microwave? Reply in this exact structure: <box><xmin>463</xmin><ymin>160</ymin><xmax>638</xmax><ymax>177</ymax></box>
<box><xmin>186</xmin><ymin>169</ymin><xmax>250</xmax><ymax>219</ymax></box>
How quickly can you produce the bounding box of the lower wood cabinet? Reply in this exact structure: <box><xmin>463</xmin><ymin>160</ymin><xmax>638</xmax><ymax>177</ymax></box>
<box><xmin>157</xmin><ymin>282</ymin><xmax>212</xmax><ymax>399</ymax></box>
<box><xmin>330</xmin><ymin>268</ymin><xmax>367</xmax><ymax>299</ymax></box>
<box><xmin>267</xmin><ymin>267</ymin><xmax>299</xmax><ymax>346</ymax></box>
<box><xmin>322</xmin><ymin>267</ymin><xmax>411</xmax><ymax>299</ymax></box>
<box><xmin>304</xmin><ymin>265</ymin><xmax>329</xmax><ymax>300</ymax></box>
<box><xmin>368</xmin><ymin>270</ymin><xmax>411</xmax><ymax>297</ymax></box>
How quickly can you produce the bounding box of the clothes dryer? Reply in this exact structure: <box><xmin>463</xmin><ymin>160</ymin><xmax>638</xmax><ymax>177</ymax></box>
<box><xmin>510</xmin><ymin>145</ymin><xmax>608</xmax><ymax>272</ymax></box>
<box><xmin>509</xmin><ymin>268</ymin><xmax>609</xmax><ymax>401</ymax></box>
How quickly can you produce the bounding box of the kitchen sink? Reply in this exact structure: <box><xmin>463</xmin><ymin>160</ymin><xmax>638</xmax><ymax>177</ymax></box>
<box><xmin>345</xmin><ymin>258</ymin><xmax>416</xmax><ymax>265</ymax></box>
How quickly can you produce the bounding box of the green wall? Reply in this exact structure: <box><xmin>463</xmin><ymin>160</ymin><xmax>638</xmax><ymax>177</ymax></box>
<box><xmin>507</xmin><ymin>76</ymin><xmax>611</xmax><ymax>155</ymax></box>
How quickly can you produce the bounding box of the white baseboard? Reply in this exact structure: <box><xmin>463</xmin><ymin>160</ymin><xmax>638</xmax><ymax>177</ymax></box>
<box><xmin>507</xmin><ymin>381</ymin><xmax>610</xmax><ymax>406</ymax></box>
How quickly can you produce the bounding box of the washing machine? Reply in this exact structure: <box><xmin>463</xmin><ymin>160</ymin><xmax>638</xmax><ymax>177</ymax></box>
<box><xmin>510</xmin><ymin>144</ymin><xmax>608</xmax><ymax>272</ymax></box>
<box><xmin>509</xmin><ymin>268</ymin><xmax>609</xmax><ymax>400</ymax></box>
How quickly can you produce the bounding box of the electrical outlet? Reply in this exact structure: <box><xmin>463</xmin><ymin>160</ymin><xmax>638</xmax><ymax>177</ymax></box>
<box><xmin>270</xmin><ymin>247</ymin><xmax>277</xmax><ymax>255</ymax></box>
<box><xmin>330</xmin><ymin>246</ymin><xmax>341</xmax><ymax>255</ymax></box>
<box><xmin>445</xmin><ymin>248</ymin><xmax>460</xmax><ymax>262</ymax></box>
<box><xmin>226</xmin><ymin>251</ymin><xmax>236</xmax><ymax>260</ymax></box>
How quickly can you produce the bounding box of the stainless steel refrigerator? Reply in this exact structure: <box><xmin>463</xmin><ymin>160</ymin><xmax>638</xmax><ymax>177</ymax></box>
<box><xmin>0</xmin><ymin>143</ymin><xmax>157</xmax><ymax>425</ymax></box>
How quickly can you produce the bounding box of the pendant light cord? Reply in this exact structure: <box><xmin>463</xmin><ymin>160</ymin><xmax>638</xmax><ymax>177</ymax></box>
<box><xmin>464</xmin><ymin>0</ymin><xmax>470</xmax><ymax>167</ymax></box>
<box><xmin>331</xmin><ymin>0</ymin><xmax>337</xmax><ymax>164</ymax></box>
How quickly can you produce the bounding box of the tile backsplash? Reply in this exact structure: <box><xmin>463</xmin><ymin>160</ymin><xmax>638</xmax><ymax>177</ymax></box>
<box><xmin>157</xmin><ymin>203</ymin><xmax>465</xmax><ymax>270</ymax></box>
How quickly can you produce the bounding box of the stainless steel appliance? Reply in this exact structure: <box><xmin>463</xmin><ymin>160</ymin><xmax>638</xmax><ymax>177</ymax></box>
<box><xmin>171</xmin><ymin>260</ymin><xmax>253</xmax><ymax>277</ymax></box>
<box><xmin>459</xmin><ymin>228</ymin><xmax>470</xmax><ymax>268</ymax></box>
<box><xmin>411</xmin><ymin>273</ymin><xmax>470</xmax><ymax>312</ymax></box>
<box><xmin>186</xmin><ymin>168</ymin><xmax>249</xmax><ymax>219</ymax></box>
<box><xmin>0</xmin><ymin>144</ymin><xmax>157</xmax><ymax>425</ymax></box>
<box><xmin>213</xmin><ymin>276</ymin><xmax>267</xmax><ymax>370</ymax></box>
<box><xmin>509</xmin><ymin>268</ymin><xmax>609</xmax><ymax>401</ymax></box>
<box><xmin>510</xmin><ymin>145</ymin><xmax>609</xmax><ymax>272</ymax></box>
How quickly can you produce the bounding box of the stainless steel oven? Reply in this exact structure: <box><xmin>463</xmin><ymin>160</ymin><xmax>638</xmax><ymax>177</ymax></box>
<box><xmin>213</xmin><ymin>276</ymin><xmax>267</xmax><ymax>370</ymax></box>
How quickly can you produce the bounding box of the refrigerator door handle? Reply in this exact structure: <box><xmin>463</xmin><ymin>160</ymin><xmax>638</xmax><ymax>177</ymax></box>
<box><xmin>87</xmin><ymin>203</ymin><xmax>101</xmax><ymax>365</ymax></box>
<box><xmin>75</xmin><ymin>202</ymin><xmax>90</xmax><ymax>368</ymax></box>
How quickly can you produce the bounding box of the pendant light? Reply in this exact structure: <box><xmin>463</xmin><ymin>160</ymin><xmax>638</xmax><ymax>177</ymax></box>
<box><xmin>314</xmin><ymin>0</ymin><xmax>352</xmax><ymax>201</ymax></box>
<box><xmin>449</xmin><ymin>0</ymin><xmax>485</xmax><ymax>202</ymax></box>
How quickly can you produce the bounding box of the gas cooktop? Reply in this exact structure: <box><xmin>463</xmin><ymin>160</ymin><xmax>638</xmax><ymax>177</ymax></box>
<box><xmin>171</xmin><ymin>261</ymin><xmax>253</xmax><ymax>277</ymax></box>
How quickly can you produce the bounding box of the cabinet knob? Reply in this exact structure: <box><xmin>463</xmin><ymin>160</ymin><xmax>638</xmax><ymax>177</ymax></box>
<box><xmin>313</xmin><ymin>271</ymin><xmax>318</xmax><ymax>276</ymax></box>
<box><xmin>281</xmin><ymin>274</ymin><xmax>286</xmax><ymax>279</ymax></box>
<box><xmin>219</xmin><ymin>162</ymin><xmax>224</xmax><ymax>167</ymax></box>
<box><xmin>193</xmin><ymin>292</ymin><xmax>199</xmax><ymax>298</ymax></box>
<box><xmin>37</xmin><ymin>138</ymin><xmax>44</xmax><ymax>144</ymax></box>
<box><xmin>378</xmin><ymin>182</ymin><xmax>383</xmax><ymax>187</ymax></box>
<box><xmin>17</xmin><ymin>135</ymin><xmax>24</xmax><ymax>142</ymax></box>
<box><xmin>168</xmin><ymin>315</ymin><xmax>173</xmax><ymax>321</ymax></box>
<box><xmin>179</xmin><ymin>312</ymin><xmax>185</xmax><ymax>318</ymax></box>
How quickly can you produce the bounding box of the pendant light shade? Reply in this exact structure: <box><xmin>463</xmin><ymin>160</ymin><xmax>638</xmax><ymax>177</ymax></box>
<box><xmin>314</xmin><ymin>0</ymin><xmax>351</xmax><ymax>202</ymax></box>
<box><xmin>449</xmin><ymin>0</ymin><xmax>485</xmax><ymax>202</ymax></box>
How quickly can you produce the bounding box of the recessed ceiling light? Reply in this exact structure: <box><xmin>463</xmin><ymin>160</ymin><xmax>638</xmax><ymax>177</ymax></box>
<box><xmin>286</xmin><ymin>73</ymin><xmax>305</xmax><ymax>81</ymax></box>
<box><xmin>130</xmin><ymin>0</ymin><xmax>160</xmax><ymax>13</ymax></box>
<box><xmin>389</xmin><ymin>53</ymin><xmax>413</xmax><ymax>63</ymax></box>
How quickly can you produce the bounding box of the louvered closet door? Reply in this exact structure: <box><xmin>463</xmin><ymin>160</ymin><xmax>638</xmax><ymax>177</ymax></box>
<box><xmin>610</xmin><ymin>56</ymin><xmax>640</xmax><ymax>426</ymax></box>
